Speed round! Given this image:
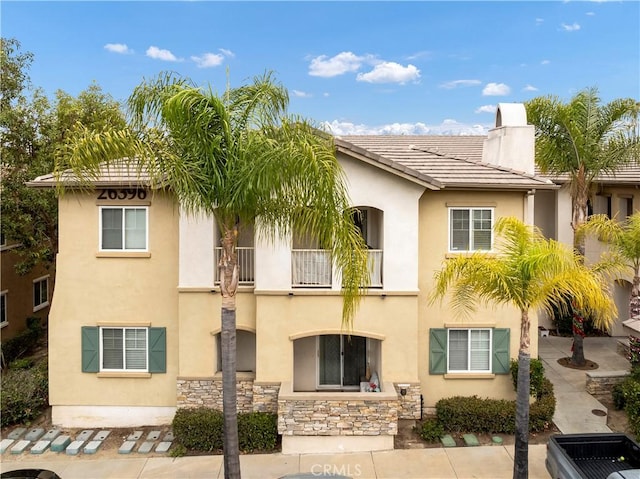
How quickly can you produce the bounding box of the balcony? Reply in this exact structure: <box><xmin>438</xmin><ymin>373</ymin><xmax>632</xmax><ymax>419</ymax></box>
<box><xmin>291</xmin><ymin>249</ymin><xmax>383</xmax><ymax>288</ymax></box>
<box><xmin>214</xmin><ymin>247</ymin><xmax>255</xmax><ymax>285</ymax></box>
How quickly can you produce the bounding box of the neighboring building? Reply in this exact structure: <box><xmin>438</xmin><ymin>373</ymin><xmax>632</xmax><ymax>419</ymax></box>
<box><xmin>0</xmin><ymin>234</ymin><xmax>52</xmax><ymax>342</ymax></box>
<box><xmin>535</xmin><ymin>167</ymin><xmax>640</xmax><ymax>336</ymax></box>
<box><xmin>29</xmin><ymin>103</ymin><xmax>556</xmax><ymax>454</ymax></box>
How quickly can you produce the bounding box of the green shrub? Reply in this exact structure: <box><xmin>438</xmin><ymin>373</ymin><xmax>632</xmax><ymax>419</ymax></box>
<box><xmin>510</xmin><ymin>358</ymin><xmax>545</xmax><ymax>397</ymax></box>
<box><xmin>9</xmin><ymin>357</ymin><xmax>34</xmax><ymax>369</ymax></box>
<box><xmin>172</xmin><ymin>408</ymin><xmax>279</xmax><ymax>453</ymax></box>
<box><xmin>435</xmin><ymin>378</ymin><xmax>556</xmax><ymax>434</ymax></box>
<box><xmin>172</xmin><ymin>408</ymin><xmax>224</xmax><ymax>451</ymax></box>
<box><xmin>416</xmin><ymin>418</ymin><xmax>444</xmax><ymax>442</ymax></box>
<box><xmin>613</xmin><ymin>383</ymin><xmax>627</xmax><ymax>410</ymax></box>
<box><xmin>0</xmin><ymin>359</ymin><xmax>48</xmax><ymax>427</ymax></box>
<box><xmin>1</xmin><ymin>317</ymin><xmax>44</xmax><ymax>367</ymax></box>
<box><xmin>237</xmin><ymin>412</ymin><xmax>278</xmax><ymax>452</ymax></box>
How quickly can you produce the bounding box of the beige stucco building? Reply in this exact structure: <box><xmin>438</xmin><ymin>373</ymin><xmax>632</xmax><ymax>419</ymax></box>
<box><xmin>31</xmin><ymin>103</ymin><xmax>560</xmax><ymax>454</ymax></box>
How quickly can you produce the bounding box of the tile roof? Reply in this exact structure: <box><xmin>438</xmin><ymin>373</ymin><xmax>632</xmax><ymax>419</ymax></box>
<box><xmin>538</xmin><ymin>165</ymin><xmax>640</xmax><ymax>186</ymax></box>
<box><xmin>336</xmin><ymin>135</ymin><xmax>555</xmax><ymax>190</ymax></box>
<box><xmin>27</xmin><ymin>160</ymin><xmax>154</xmax><ymax>188</ymax></box>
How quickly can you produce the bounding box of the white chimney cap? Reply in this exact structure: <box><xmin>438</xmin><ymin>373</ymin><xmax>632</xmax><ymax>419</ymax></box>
<box><xmin>496</xmin><ymin>103</ymin><xmax>527</xmax><ymax>127</ymax></box>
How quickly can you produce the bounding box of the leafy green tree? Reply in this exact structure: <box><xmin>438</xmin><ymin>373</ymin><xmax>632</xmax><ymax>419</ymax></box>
<box><xmin>431</xmin><ymin>217</ymin><xmax>616</xmax><ymax>479</ymax></box>
<box><xmin>1</xmin><ymin>38</ymin><xmax>126</xmax><ymax>274</ymax></box>
<box><xmin>526</xmin><ymin>88</ymin><xmax>639</xmax><ymax>365</ymax></box>
<box><xmin>578</xmin><ymin>212</ymin><xmax>640</xmax><ymax>320</ymax></box>
<box><xmin>55</xmin><ymin>71</ymin><xmax>370</xmax><ymax>479</ymax></box>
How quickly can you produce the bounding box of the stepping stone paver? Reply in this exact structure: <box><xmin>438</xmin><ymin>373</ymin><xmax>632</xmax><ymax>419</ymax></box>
<box><xmin>65</xmin><ymin>440</ymin><xmax>85</xmax><ymax>455</ymax></box>
<box><xmin>440</xmin><ymin>434</ymin><xmax>456</xmax><ymax>447</ymax></box>
<box><xmin>24</xmin><ymin>428</ymin><xmax>45</xmax><ymax>442</ymax></box>
<box><xmin>76</xmin><ymin>430</ymin><xmax>94</xmax><ymax>442</ymax></box>
<box><xmin>155</xmin><ymin>442</ymin><xmax>172</xmax><ymax>453</ymax></box>
<box><xmin>118</xmin><ymin>440</ymin><xmax>136</xmax><ymax>454</ymax></box>
<box><xmin>51</xmin><ymin>435</ymin><xmax>71</xmax><ymax>452</ymax></box>
<box><xmin>41</xmin><ymin>429</ymin><xmax>61</xmax><ymax>441</ymax></box>
<box><xmin>8</xmin><ymin>428</ymin><xmax>26</xmax><ymax>440</ymax></box>
<box><xmin>463</xmin><ymin>433</ymin><xmax>479</xmax><ymax>446</ymax></box>
<box><xmin>30</xmin><ymin>440</ymin><xmax>51</xmax><ymax>454</ymax></box>
<box><xmin>127</xmin><ymin>431</ymin><xmax>143</xmax><ymax>441</ymax></box>
<box><xmin>83</xmin><ymin>440</ymin><xmax>102</xmax><ymax>454</ymax></box>
<box><xmin>162</xmin><ymin>432</ymin><xmax>174</xmax><ymax>442</ymax></box>
<box><xmin>94</xmin><ymin>430</ymin><xmax>110</xmax><ymax>441</ymax></box>
<box><xmin>11</xmin><ymin>440</ymin><xmax>30</xmax><ymax>454</ymax></box>
<box><xmin>146</xmin><ymin>430</ymin><xmax>161</xmax><ymax>441</ymax></box>
<box><xmin>492</xmin><ymin>436</ymin><xmax>504</xmax><ymax>445</ymax></box>
<box><xmin>0</xmin><ymin>439</ymin><xmax>15</xmax><ymax>454</ymax></box>
<box><xmin>138</xmin><ymin>441</ymin><xmax>154</xmax><ymax>454</ymax></box>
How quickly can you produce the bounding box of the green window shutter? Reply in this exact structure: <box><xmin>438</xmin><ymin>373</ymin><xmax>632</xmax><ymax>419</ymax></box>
<box><xmin>148</xmin><ymin>327</ymin><xmax>166</xmax><ymax>373</ymax></box>
<box><xmin>429</xmin><ymin>329</ymin><xmax>447</xmax><ymax>374</ymax></box>
<box><xmin>81</xmin><ymin>326</ymin><xmax>99</xmax><ymax>373</ymax></box>
<box><xmin>492</xmin><ymin>328</ymin><xmax>510</xmax><ymax>374</ymax></box>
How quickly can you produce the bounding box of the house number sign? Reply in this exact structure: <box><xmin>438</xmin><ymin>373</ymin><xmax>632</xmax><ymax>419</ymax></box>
<box><xmin>97</xmin><ymin>189</ymin><xmax>148</xmax><ymax>200</ymax></box>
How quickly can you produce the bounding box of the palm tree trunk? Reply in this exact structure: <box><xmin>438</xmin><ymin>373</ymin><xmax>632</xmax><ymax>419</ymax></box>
<box><xmin>571</xmin><ymin>175</ymin><xmax>589</xmax><ymax>366</ymax></box>
<box><xmin>220</xmin><ymin>228</ymin><xmax>241</xmax><ymax>479</ymax></box>
<box><xmin>570</xmin><ymin>304</ymin><xmax>586</xmax><ymax>367</ymax></box>
<box><xmin>630</xmin><ymin>271</ymin><xmax>640</xmax><ymax>319</ymax></box>
<box><xmin>513</xmin><ymin>309</ymin><xmax>531</xmax><ymax>479</ymax></box>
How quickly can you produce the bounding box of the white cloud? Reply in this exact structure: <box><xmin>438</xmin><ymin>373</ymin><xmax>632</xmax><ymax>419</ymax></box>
<box><xmin>324</xmin><ymin>119</ymin><xmax>489</xmax><ymax>136</ymax></box>
<box><xmin>219</xmin><ymin>48</ymin><xmax>235</xmax><ymax>58</ymax></box>
<box><xmin>104</xmin><ymin>43</ymin><xmax>132</xmax><ymax>54</ymax></box>
<box><xmin>535</xmin><ymin>18</ymin><xmax>544</xmax><ymax>25</ymax></box>
<box><xmin>482</xmin><ymin>82</ymin><xmax>511</xmax><ymax>96</ymax></box>
<box><xmin>356</xmin><ymin>62</ymin><xmax>420</xmax><ymax>85</ymax></box>
<box><xmin>309</xmin><ymin>52</ymin><xmax>364</xmax><ymax>77</ymax></box>
<box><xmin>440</xmin><ymin>79</ymin><xmax>481</xmax><ymax>89</ymax></box>
<box><xmin>191</xmin><ymin>53</ymin><xmax>224</xmax><ymax>68</ymax></box>
<box><xmin>586</xmin><ymin>11</ymin><xmax>595</xmax><ymax>16</ymax></box>
<box><xmin>406</xmin><ymin>51</ymin><xmax>432</xmax><ymax>60</ymax></box>
<box><xmin>561</xmin><ymin>22</ymin><xmax>581</xmax><ymax>32</ymax></box>
<box><xmin>475</xmin><ymin>105</ymin><xmax>497</xmax><ymax>114</ymax></box>
<box><xmin>146</xmin><ymin>46</ymin><xmax>180</xmax><ymax>62</ymax></box>
<box><xmin>541</xmin><ymin>59</ymin><xmax>551</xmax><ymax>65</ymax></box>
<box><xmin>523</xmin><ymin>84</ymin><xmax>539</xmax><ymax>92</ymax></box>
<box><xmin>292</xmin><ymin>90</ymin><xmax>312</xmax><ymax>98</ymax></box>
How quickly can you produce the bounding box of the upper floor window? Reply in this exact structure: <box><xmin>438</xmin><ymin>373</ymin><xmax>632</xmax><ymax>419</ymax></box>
<box><xmin>1</xmin><ymin>291</ymin><xmax>7</xmax><ymax>327</ymax></box>
<box><xmin>100</xmin><ymin>206</ymin><xmax>148</xmax><ymax>251</ymax></box>
<box><xmin>449</xmin><ymin>208</ymin><xmax>493</xmax><ymax>252</ymax></box>
<box><xmin>33</xmin><ymin>276</ymin><xmax>49</xmax><ymax>312</ymax></box>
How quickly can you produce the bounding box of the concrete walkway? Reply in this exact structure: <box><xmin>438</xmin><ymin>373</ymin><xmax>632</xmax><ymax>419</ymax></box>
<box><xmin>539</xmin><ymin>335</ymin><xmax>630</xmax><ymax>434</ymax></box>
<box><xmin>1</xmin><ymin>336</ymin><xmax>630</xmax><ymax>479</ymax></box>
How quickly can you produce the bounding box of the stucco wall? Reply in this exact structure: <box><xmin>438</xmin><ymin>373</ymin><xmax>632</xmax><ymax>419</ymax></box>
<box><xmin>417</xmin><ymin>189</ymin><xmax>537</xmax><ymax>408</ymax></box>
<box><xmin>49</xmin><ymin>190</ymin><xmax>179</xmax><ymax>408</ymax></box>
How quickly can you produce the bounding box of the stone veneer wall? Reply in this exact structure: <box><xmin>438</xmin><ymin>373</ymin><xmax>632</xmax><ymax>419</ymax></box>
<box><xmin>277</xmin><ymin>398</ymin><xmax>399</xmax><ymax>437</ymax></box>
<box><xmin>176</xmin><ymin>376</ymin><xmax>255</xmax><ymax>412</ymax></box>
<box><xmin>252</xmin><ymin>383</ymin><xmax>281</xmax><ymax>413</ymax></box>
<box><xmin>586</xmin><ymin>371</ymin><xmax>630</xmax><ymax>395</ymax></box>
<box><xmin>393</xmin><ymin>383</ymin><xmax>421</xmax><ymax>420</ymax></box>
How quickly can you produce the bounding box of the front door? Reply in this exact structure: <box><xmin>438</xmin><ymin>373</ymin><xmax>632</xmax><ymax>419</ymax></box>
<box><xmin>318</xmin><ymin>335</ymin><xmax>367</xmax><ymax>389</ymax></box>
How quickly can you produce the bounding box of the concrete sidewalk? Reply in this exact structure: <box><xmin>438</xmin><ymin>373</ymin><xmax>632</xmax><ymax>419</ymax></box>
<box><xmin>0</xmin><ymin>444</ymin><xmax>550</xmax><ymax>479</ymax></box>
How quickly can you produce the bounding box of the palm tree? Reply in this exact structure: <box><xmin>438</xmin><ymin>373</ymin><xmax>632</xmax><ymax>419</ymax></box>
<box><xmin>578</xmin><ymin>212</ymin><xmax>640</xmax><ymax>320</ymax></box>
<box><xmin>431</xmin><ymin>217</ymin><xmax>616</xmax><ymax>479</ymax></box>
<box><xmin>526</xmin><ymin>87</ymin><xmax>639</xmax><ymax>365</ymax></box>
<box><xmin>55</xmin><ymin>72</ymin><xmax>370</xmax><ymax>479</ymax></box>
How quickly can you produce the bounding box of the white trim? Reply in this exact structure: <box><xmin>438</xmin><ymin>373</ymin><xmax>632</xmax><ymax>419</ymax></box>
<box><xmin>98</xmin><ymin>206</ymin><xmax>149</xmax><ymax>252</ymax></box>
<box><xmin>32</xmin><ymin>275</ymin><xmax>50</xmax><ymax>312</ymax></box>
<box><xmin>446</xmin><ymin>328</ymin><xmax>493</xmax><ymax>374</ymax></box>
<box><xmin>0</xmin><ymin>290</ymin><xmax>7</xmax><ymax>328</ymax></box>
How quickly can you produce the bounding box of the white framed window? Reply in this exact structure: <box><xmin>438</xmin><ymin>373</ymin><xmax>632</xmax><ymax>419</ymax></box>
<box><xmin>447</xmin><ymin>328</ymin><xmax>492</xmax><ymax>373</ymax></box>
<box><xmin>33</xmin><ymin>276</ymin><xmax>49</xmax><ymax>312</ymax></box>
<box><xmin>99</xmin><ymin>206</ymin><xmax>148</xmax><ymax>251</ymax></box>
<box><xmin>0</xmin><ymin>291</ymin><xmax>7</xmax><ymax>327</ymax></box>
<box><xmin>100</xmin><ymin>327</ymin><xmax>148</xmax><ymax>372</ymax></box>
<box><xmin>449</xmin><ymin>208</ymin><xmax>493</xmax><ymax>252</ymax></box>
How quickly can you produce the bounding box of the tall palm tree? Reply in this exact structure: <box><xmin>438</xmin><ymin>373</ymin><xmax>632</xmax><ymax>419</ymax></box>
<box><xmin>55</xmin><ymin>72</ymin><xmax>370</xmax><ymax>479</ymax></box>
<box><xmin>578</xmin><ymin>212</ymin><xmax>640</xmax><ymax>320</ymax></box>
<box><xmin>431</xmin><ymin>217</ymin><xmax>616</xmax><ymax>479</ymax></box>
<box><xmin>526</xmin><ymin>87</ymin><xmax>639</xmax><ymax>365</ymax></box>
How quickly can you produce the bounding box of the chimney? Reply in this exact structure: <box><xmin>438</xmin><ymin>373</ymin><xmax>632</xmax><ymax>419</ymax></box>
<box><xmin>482</xmin><ymin>103</ymin><xmax>535</xmax><ymax>175</ymax></box>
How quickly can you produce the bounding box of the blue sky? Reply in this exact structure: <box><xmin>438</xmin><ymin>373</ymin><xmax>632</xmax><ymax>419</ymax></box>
<box><xmin>3</xmin><ymin>1</ymin><xmax>639</xmax><ymax>135</ymax></box>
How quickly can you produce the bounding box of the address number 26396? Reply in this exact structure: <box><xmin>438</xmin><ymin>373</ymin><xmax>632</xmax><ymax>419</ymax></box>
<box><xmin>97</xmin><ymin>189</ymin><xmax>147</xmax><ymax>200</ymax></box>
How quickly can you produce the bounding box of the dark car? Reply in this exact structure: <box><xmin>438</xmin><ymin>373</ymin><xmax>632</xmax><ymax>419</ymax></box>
<box><xmin>0</xmin><ymin>470</ymin><xmax>61</xmax><ymax>479</ymax></box>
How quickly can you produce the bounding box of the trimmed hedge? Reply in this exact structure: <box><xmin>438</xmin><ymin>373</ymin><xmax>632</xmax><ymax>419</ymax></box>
<box><xmin>612</xmin><ymin>370</ymin><xmax>640</xmax><ymax>439</ymax></box>
<box><xmin>416</xmin><ymin>418</ymin><xmax>445</xmax><ymax>442</ymax></box>
<box><xmin>510</xmin><ymin>358</ymin><xmax>545</xmax><ymax>396</ymax></box>
<box><xmin>172</xmin><ymin>408</ymin><xmax>278</xmax><ymax>453</ymax></box>
<box><xmin>1</xmin><ymin>359</ymin><xmax>48</xmax><ymax>427</ymax></box>
<box><xmin>435</xmin><ymin>377</ymin><xmax>556</xmax><ymax>434</ymax></box>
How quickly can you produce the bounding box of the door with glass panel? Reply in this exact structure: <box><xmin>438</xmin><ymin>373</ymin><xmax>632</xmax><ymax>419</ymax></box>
<box><xmin>318</xmin><ymin>335</ymin><xmax>367</xmax><ymax>389</ymax></box>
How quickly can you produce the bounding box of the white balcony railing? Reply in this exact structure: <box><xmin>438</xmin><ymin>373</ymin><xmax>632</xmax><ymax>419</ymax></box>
<box><xmin>291</xmin><ymin>249</ymin><xmax>383</xmax><ymax>288</ymax></box>
<box><xmin>214</xmin><ymin>247</ymin><xmax>255</xmax><ymax>285</ymax></box>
